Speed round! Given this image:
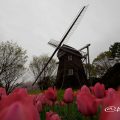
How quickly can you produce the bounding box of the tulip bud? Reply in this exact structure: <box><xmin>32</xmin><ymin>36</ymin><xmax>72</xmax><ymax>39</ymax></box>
<box><xmin>93</xmin><ymin>82</ymin><xmax>105</xmax><ymax>98</ymax></box>
<box><xmin>45</xmin><ymin>87</ymin><xmax>57</xmax><ymax>102</ymax></box>
<box><xmin>63</xmin><ymin>88</ymin><xmax>74</xmax><ymax>104</ymax></box>
<box><xmin>46</xmin><ymin>111</ymin><xmax>61</xmax><ymax>120</ymax></box>
<box><xmin>76</xmin><ymin>92</ymin><xmax>98</xmax><ymax>116</ymax></box>
<box><xmin>80</xmin><ymin>85</ymin><xmax>91</xmax><ymax>94</ymax></box>
<box><xmin>0</xmin><ymin>92</ymin><xmax>40</xmax><ymax>120</ymax></box>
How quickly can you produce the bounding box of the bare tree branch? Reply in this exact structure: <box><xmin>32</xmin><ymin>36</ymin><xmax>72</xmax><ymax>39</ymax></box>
<box><xmin>0</xmin><ymin>41</ymin><xmax>27</xmax><ymax>93</ymax></box>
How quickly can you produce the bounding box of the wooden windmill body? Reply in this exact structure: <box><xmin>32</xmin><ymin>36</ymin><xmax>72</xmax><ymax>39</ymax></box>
<box><xmin>56</xmin><ymin>45</ymin><xmax>87</xmax><ymax>88</ymax></box>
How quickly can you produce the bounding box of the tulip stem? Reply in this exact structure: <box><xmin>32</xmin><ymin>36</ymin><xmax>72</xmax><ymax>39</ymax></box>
<box><xmin>67</xmin><ymin>103</ymin><xmax>70</xmax><ymax>120</ymax></box>
<box><xmin>52</xmin><ymin>102</ymin><xmax>55</xmax><ymax>111</ymax></box>
<box><xmin>83</xmin><ymin>116</ymin><xmax>90</xmax><ymax>120</ymax></box>
<box><xmin>90</xmin><ymin>116</ymin><xmax>94</xmax><ymax>120</ymax></box>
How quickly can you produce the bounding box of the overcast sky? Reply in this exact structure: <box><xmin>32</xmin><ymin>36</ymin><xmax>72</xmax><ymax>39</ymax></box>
<box><xmin>0</xmin><ymin>0</ymin><xmax>120</xmax><ymax>64</ymax></box>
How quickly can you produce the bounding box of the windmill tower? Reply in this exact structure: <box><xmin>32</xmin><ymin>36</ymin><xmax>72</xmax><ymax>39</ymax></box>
<box><xmin>32</xmin><ymin>6</ymin><xmax>90</xmax><ymax>88</ymax></box>
<box><xmin>56</xmin><ymin>45</ymin><xmax>87</xmax><ymax>88</ymax></box>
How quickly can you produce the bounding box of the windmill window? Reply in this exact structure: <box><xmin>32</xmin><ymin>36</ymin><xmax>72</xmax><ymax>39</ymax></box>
<box><xmin>68</xmin><ymin>69</ymin><xmax>73</xmax><ymax>75</ymax></box>
<box><xmin>68</xmin><ymin>55</ymin><xmax>72</xmax><ymax>61</ymax></box>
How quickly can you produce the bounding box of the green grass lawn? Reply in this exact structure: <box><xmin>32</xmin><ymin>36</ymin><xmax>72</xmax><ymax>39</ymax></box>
<box><xmin>28</xmin><ymin>89</ymin><xmax>41</xmax><ymax>94</ymax></box>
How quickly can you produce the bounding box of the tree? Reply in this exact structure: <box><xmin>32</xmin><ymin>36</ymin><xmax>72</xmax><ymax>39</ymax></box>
<box><xmin>0</xmin><ymin>41</ymin><xmax>27</xmax><ymax>93</ymax></box>
<box><xmin>109</xmin><ymin>42</ymin><xmax>120</xmax><ymax>58</ymax></box>
<box><xmin>102</xmin><ymin>63</ymin><xmax>120</xmax><ymax>89</ymax></box>
<box><xmin>29</xmin><ymin>55</ymin><xmax>56</xmax><ymax>89</ymax></box>
<box><xmin>84</xmin><ymin>63</ymin><xmax>97</xmax><ymax>78</ymax></box>
<box><xmin>92</xmin><ymin>42</ymin><xmax>120</xmax><ymax>78</ymax></box>
<box><xmin>92</xmin><ymin>51</ymin><xmax>112</xmax><ymax>77</ymax></box>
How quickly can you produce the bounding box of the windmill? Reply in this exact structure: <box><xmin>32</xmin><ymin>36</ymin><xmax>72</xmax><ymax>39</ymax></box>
<box><xmin>32</xmin><ymin>5</ymin><xmax>90</xmax><ymax>88</ymax></box>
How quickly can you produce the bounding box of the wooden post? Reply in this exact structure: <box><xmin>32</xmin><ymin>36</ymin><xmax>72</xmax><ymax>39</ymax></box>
<box><xmin>87</xmin><ymin>46</ymin><xmax>90</xmax><ymax>78</ymax></box>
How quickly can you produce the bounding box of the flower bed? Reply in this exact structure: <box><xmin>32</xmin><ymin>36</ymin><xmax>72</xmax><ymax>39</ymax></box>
<box><xmin>0</xmin><ymin>82</ymin><xmax>120</xmax><ymax>120</ymax></box>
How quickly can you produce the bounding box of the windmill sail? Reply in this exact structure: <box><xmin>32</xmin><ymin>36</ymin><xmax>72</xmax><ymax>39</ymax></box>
<box><xmin>60</xmin><ymin>5</ymin><xmax>89</xmax><ymax>45</ymax></box>
<box><xmin>48</xmin><ymin>39</ymin><xmax>60</xmax><ymax>48</ymax></box>
<box><xmin>32</xmin><ymin>5</ymin><xmax>89</xmax><ymax>86</ymax></box>
<box><xmin>78</xmin><ymin>44</ymin><xmax>90</xmax><ymax>51</ymax></box>
<box><xmin>48</xmin><ymin>5</ymin><xmax>89</xmax><ymax>48</ymax></box>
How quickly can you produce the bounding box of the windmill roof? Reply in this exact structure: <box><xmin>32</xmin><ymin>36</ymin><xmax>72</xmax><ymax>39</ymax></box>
<box><xmin>57</xmin><ymin>44</ymin><xmax>82</xmax><ymax>58</ymax></box>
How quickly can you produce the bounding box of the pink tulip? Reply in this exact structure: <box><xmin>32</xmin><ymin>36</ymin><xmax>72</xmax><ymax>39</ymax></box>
<box><xmin>35</xmin><ymin>101</ymin><xmax>42</xmax><ymax>113</ymax></box>
<box><xmin>45</xmin><ymin>98</ymin><xmax>53</xmax><ymax>106</ymax></box>
<box><xmin>105</xmin><ymin>88</ymin><xmax>116</xmax><ymax>98</ymax></box>
<box><xmin>80</xmin><ymin>85</ymin><xmax>91</xmax><ymax>94</ymax></box>
<box><xmin>95</xmin><ymin>88</ymin><xmax>111</xmax><ymax>108</ymax></box>
<box><xmin>0</xmin><ymin>102</ymin><xmax>40</xmax><ymax>120</ymax></box>
<box><xmin>30</xmin><ymin>94</ymin><xmax>38</xmax><ymax>105</ymax></box>
<box><xmin>36</xmin><ymin>93</ymin><xmax>47</xmax><ymax>106</ymax></box>
<box><xmin>76</xmin><ymin>92</ymin><xmax>98</xmax><ymax>116</ymax></box>
<box><xmin>46</xmin><ymin>111</ymin><xmax>61</xmax><ymax>120</ymax></box>
<box><xmin>59</xmin><ymin>101</ymin><xmax>66</xmax><ymax>106</ymax></box>
<box><xmin>0</xmin><ymin>90</ymin><xmax>40</xmax><ymax>120</ymax></box>
<box><xmin>93</xmin><ymin>82</ymin><xmax>105</xmax><ymax>98</ymax></box>
<box><xmin>100</xmin><ymin>94</ymin><xmax>120</xmax><ymax>120</ymax></box>
<box><xmin>63</xmin><ymin>88</ymin><xmax>74</xmax><ymax>104</ymax></box>
<box><xmin>50</xmin><ymin>114</ymin><xmax>61</xmax><ymax>120</ymax></box>
<box><xmin>101</xmin><ymin>90</ymin><xmax>118</xmax><ymax>108</ymax></box>
<box><xmin>45</xmin><ymin>87</ymin><xmax>57</xmax><ymax>102</ymax></box>
<box><xmin>89</xmin><ymin>86</ymin><xmax>94</xmax><ymax>94</ymax></box>
<box><xmin>12</xmin><ymin>88</ymin><xmax>28</xmax><ymax>95</ymax></box>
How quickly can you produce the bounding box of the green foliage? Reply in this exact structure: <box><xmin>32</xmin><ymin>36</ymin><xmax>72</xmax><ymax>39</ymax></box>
<box><xmin>57</xmin><ymin>89</ymin><xmax>64</xmax><ymax>101</ymax></box>
<box><xmin>92</xmin><ymin>51</ymin><xmax>112</xmax><ymax>77</ymax></box>
<box><xmin>92</xmin><ymin>42</ymin><xmax>120</xmax><ymax>78</ymax></box>
<box><xmin>109</xmin><ymin>42</ymin><xmax>120</xmax><ymax>58</ymax></box>
<box><xmin>102</xmin><ymin>63</ymin><xmax>120</xmax><ymax>89</ymax></box>
<box><xmin>93</xmin><ymin>51</ymin><xmax>111</xmax><ymax>63</ymax></box>
<box><xmin>28</xmin><ymin>89</ymin><xmax>41</xmax><ymax>94</ymax></box>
